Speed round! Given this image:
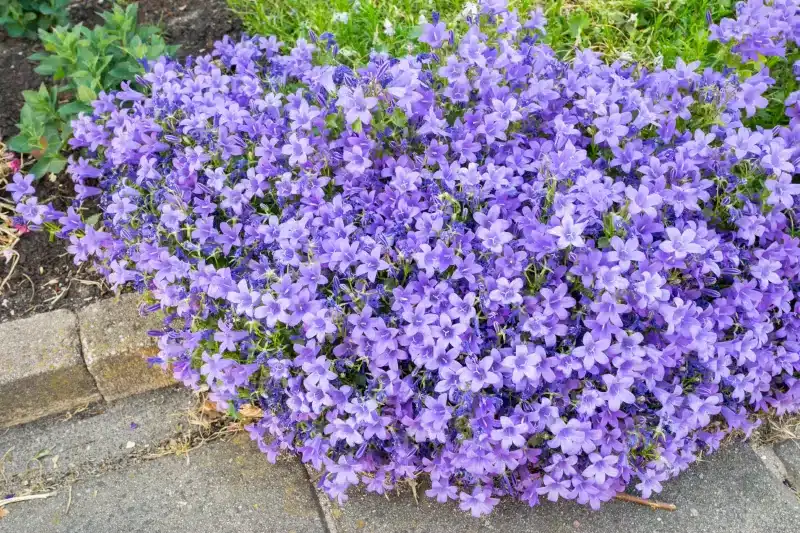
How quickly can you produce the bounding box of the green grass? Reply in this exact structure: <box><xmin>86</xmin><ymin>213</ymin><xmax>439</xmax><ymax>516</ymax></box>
<box><xmin>226</xmin><ymin>0</ymin><xmax>477</xmax><ymax>64</ymax></box>
<box><xmin>542</xmin><ymin>0</ymin><xmax>735</xmax><ymax>67</ymax></box>
<box><xmin>226</xmin><ymin>0</ymin><xmax>797</xmax><ymax>128</ymax></box>
<box><xmin>226</xmin><ymin>0</ymin><xmax>736</xmax><ymax>67</ymax></box>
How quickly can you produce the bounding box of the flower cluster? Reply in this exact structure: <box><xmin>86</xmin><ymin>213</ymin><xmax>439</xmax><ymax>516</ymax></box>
<box><xmin>12</xmin><ymin>0</ymin><xmax>800</xmax><ymax>517</ymax></box>
<box><xmin>710</xmin><ymin>0</ymin><xmax>799</xmax><ymax>61</ymax></box>
<box><xmin>711</xmin><ymin>0</ymin><xmax>800</xmax><ymax>126</ymax></box>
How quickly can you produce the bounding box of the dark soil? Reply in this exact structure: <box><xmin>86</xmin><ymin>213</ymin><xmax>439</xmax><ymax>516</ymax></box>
<box><xmin>69</xmin><ymin>0</ymin><xmax>243</xmax><ymax>60</ymax></box>
<box><xmin>0</xmin><ymin>34</ymin><xmax>43</xmax><ymax>140</ymax></box>
<box><xmin>0</xmin><ymin>0</ymin><xmax>243</xmax><ymax>323</ymax></box>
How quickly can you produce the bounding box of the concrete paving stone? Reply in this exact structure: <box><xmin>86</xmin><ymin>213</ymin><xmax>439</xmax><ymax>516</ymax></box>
<box><xmin>774</xmin><ymin>439</ymin><xmax>800</xmax><ymax>491</ymax></box>
<box><xmin>78</xmin><ymin>294</ymin><xmax>175</xmax><ymax>402</ymax></box>
<box><xmin>0</xmin><ymin>387</ymin><xmax>193</xmax><ymax>486</ymax></box>
<box><xmin>0</xmin><ymin>310</ymin><xmax>101</xmax><ymax>428</ymax></box>
<box><xmin>325</xmin><ymin>442</ymin><xmax>800</xmax><ymax>533</ymax></box>
<box><xmin>0</xmin><ymin>434</ymin><xmax>326</xmax><ymax>533</ymax></box>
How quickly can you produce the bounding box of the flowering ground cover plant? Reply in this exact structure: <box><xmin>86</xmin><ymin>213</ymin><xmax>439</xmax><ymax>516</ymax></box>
<box><xmin>11</xmin><ymin>0</ymin><xmax>800</xmax><ymax>517</ymax></box>
<box><xmin>710</xmin><ymin>0</ymin><xmax>800</xmax><ymax>127</ymax></box>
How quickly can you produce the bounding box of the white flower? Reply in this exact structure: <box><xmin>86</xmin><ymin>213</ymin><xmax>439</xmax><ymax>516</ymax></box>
<box><xmin>383</xmin><ymin>18</ymin><xmax>395</xmax><ymax>36</ymax></box>
<box><xmin>332</xmin><ymin>12</ymin><xmax>349</xmax><ymax>23</ymax></box>
<box><xmin>461</xmin><ymin>2</ymin><xmax>478</xmax><ymax>18</ymax></box>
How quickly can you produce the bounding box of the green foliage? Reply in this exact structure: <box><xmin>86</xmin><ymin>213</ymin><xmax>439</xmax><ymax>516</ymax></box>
<box><xmin>10</xmin><ymin>3</ymin><xmax>178</xmax><ymax>178</ymax></box>
<box><xmin>542</xmin><ymin>0</ymin><xmax>735</xmax><ymax>67</ymax></box>
<box><xmin>226</xmin><ymin>0</ymin><xmax>509</xmax><ymax>64</ymax></box>
<box><xmin>228</xmin><ymin>0</ymin><xmax>800</xmax><ymax>130</ymax></box>
<box><xmin>0</xmin><ymin>0</ymin><xmax>69</xmax><ymax>39</ymax></box>
<box><xmin>226</xmin><ymin>0</ymin><xmax>736</xmax><ymax>67</ymax></box>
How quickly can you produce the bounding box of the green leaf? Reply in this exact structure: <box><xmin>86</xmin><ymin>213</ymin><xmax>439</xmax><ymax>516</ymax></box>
<box><xmin>45</xmin><ymin>156</ymin><xmax>67</xmax><ymax>174</ymax></box>
<box><xmin>407</xmin><ymin>25</ymin><xmax>423</xmax><ymax>40</ymax></box>
<box><xmin>29</xmin><ymin>154</ymin><xmax>66</xmax><ymax>178</ymax></box>
<box><xmin>7</xmin><ymin>134</ymin><xmax>33</xmax><ymax>153</ymax></box>
<box><xmin>33</xmin><ymin>449</ymin><xmax>52</xmax><ymax>461</ymax></box>
<box><xmin>58</xmin><ymin>101</ymin><xmax>92</xmax><ymax>119</ymax></box>
<box><xmin>107</xmin><ymin>61</ymin><xmax>141</xmax><ymax>82</ymax></box>
<box><xmin>76</xmin><ymin>84</ymin><xmax>97</xmax><ymax>103</ymax></box>
<box><xmin>33</xmin><ymin>56</ymin><xmax>64</xmax><ymax>77</ymax></box>
<box><xmin>84</xmin><ymin>213</ymin><xmax>101</xmax><ymax>228</ymax></box>
<box><xmin>390</xmin><ymin>108</ymin><xmax>407</xmax><ymax>128</ymax></box>
<box><xmin>29</xmin><ymin>158</ymin><xmax>51</xmax><ymax>178</ymax></box>
<box><xmin>568</xmin><ymin>12</ymin><xmax>591</xmax><ymax>39</ymax></box>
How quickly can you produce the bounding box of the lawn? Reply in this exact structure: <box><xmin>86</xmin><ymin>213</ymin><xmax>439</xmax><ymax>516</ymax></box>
<box><xmin>227</xmin><ymin>0</ymin><xmax>737</xmax><ymax>67</ymax></box>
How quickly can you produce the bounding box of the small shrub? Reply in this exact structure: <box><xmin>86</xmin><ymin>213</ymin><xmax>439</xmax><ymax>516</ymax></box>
<box><xmin>13</xmin><ymin>0</ymin><xmax>800</xmax><ymax>518</ymax></box>
<box><xmin>7</xmin><ymin>3</ymin><xmax>177</xmax><ymax>177</ymax></box>
<box><xmin>0</xmin><ymin>0</ymin><xmax>69</xmax><ymax>39</ymax></box>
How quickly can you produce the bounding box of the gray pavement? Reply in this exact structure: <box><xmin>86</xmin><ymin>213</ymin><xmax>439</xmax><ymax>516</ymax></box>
<box><xmin>326</xmin><ymin>442</ymin><xmax>800</xmax><ymax>533</ymax></box>
<box><xmin>0</xmin><ymin>387</ymin><xmax>193</xmax><ymax>483</ymax></box>
<box><xmin>776</xmin><ymin>439</ymin><xmax>800</xmax><ymax>492</ymax></box>
<box><xmin>0</xmin><ymin>437</ymin><xmax>325</xmax><ymax>533</ymax></box>
<box><xmin>1</xmin><ymin>389</ymin><xmax>799</xmax><ymax>532</ymax></box>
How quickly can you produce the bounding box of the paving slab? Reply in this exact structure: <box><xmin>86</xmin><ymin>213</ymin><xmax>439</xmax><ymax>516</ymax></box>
<box><xmin>78</xmin><ymin>294</ymin><xmax>174</xmax><ymax>402</ymax></box>
<box><xmin>322</xmin><ymin>442</ymin><xmax>800</xmax><ymax>533</ymax></box>
<box><xmin>0</xmin><ymin>434</ymin><xmax>326</xmax><ymax>533</ymax></box>
<box><xmin>775</xmin><ymin>439</ymin><xmax>800</xmax><ymax>491</ymax></box>
<box><xmin>0</xmin><ymin>310</ymin><xmax>101</xmax><ymax>428</ymax></box>
<box><xmin>0</xmin><ymin>387</ymin><xmax>192</xmax><ymax>488</ymax></box>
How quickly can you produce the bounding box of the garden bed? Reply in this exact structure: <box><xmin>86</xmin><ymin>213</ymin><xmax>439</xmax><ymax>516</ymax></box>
<box><xmin>0</xmin><ymin>0</ymin><xmax>241</xmax><ymax>322</ymax></box>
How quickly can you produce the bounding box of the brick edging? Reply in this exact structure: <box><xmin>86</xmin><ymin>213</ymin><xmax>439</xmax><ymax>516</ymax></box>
<box><xmin>0</xmin><ymin>294</ymin><xmax>174</xmax><ymax>428</ymax></box>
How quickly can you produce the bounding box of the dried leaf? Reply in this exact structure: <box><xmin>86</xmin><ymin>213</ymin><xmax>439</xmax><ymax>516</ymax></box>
<box><xmin>200</xmin><ymin>400</ymin><xmax>222</xmax><ymax>420</ymax></box>
<box><xmin>33</xmin><ymin>448</ymin><xmax>51</xmax><ymax>461</ymax></box>
<box><xmin>30</xmin><ymin>136</ymin><xmax>48</xmax><ymax>160</ymax></box>
<box><xmin>0</xmin><ymin>507</ymin><xmax>9</xmax><ymax>519</ymax></box>
<box><xmin>141</xmin><ymin>346</ymin><xmax>161</xmax><ymax>358</ymax></box>
<box><xmin>238</xmin><ymin>404</ymin><xmax>264</xmax><ymax>419</ymax></box>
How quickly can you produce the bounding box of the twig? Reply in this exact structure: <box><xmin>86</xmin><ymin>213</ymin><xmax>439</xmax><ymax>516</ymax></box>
<box><xmin>73</xmin><ymin>277</ymin><xmax>104</xmax><ymax>288</ymax></box>
<box><xmin>0</xmin><ymin>252</ymin><xmax>19</xmax><ymax>293</ymax></box>
<box><xmin>0</xmin><ymin>492</ymin><xmax>57</xmax><ymax>507</ymax></box>
<box><xmin>44</xmin><ymin>280</ymin><xmax>71</xmax><ymax>307</ymax></box>
<box><xmin>65</xmin><ymin>485</ymin><xmax>72</xmax><ymax>515</ymax></box>
<box><xmin>0</xmin><ymin>447</ymin><xmax>13</xmax><ymax>487</ymax></box>
<box><xmin>614</xmin><ymin>493</ymin><xmax>677</xmax><ymax>511</ymax></box>
<box><xmin>21</xmin><ymin>273</ymin><xmax>35</xmax><ymax>302</ymax></box>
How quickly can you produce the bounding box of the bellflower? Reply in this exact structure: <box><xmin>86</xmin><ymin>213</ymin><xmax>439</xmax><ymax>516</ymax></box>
<box><xmin>13</xmin><ymin>0</ymin><xmax>800</xmax><ymax>516</ymax></box>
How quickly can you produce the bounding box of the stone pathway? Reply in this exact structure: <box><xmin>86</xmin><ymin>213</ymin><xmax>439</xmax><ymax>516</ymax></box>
<box><xmin>0</xmin><ymin>295</ymin><xmax>171</xmax><ymax>428</ymax></box>
<box><xmin>1</xmin><ymin>389</ymin><xmax>798</xmax><ymax>533</ymax></box>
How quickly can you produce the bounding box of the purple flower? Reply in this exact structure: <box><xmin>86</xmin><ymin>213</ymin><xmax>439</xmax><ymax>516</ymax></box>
<box><xmin>459</xmin><ymin>486</ymin><xmax>499</xmax><ymax>518</ymax></box>
<box><xmin>659</xmin><ymin>227</ymin><xmax>703</xmax><ymax>259</ymax></box>
<box><xmin>201</xmin><ymin>351</ymin><xmax>234</xmax><ymax>383</ymax></box>
<box><xmin>491</xmin><ymin>416</ymin><xmax>529</xmax><ymax>449</ymax></box>
<box><xmin>601</xmin><ymin>374</ymin><xmax>636</xmax><ymax>411</ymax></box>
<box><xmin>24</xmin><ymin>3</ymin><xmax>800</xmax><ymax>516</ymax></box>
<box><xmin>476</xmin><ymin>219</ymin><xmax>514</xmax><ymax>253</ymax></box>
<box><xmin>6</xmin><ymin>173</ymin><xmax>35</xmax><ymax>202</ymax></box>
<box><xmin>459</xmin><ymin>356</ymin><xmax>502</xmax><ymax>392</ymax></box>
<box><xmin>420</xmin><ymin>21</ymin><xmax>448</xmax><ymax>48</ymax></box>
<box><xmin>548</xmin><ymin>214</ymin><xmax>586</xmax><ymax>249</ymax></box>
